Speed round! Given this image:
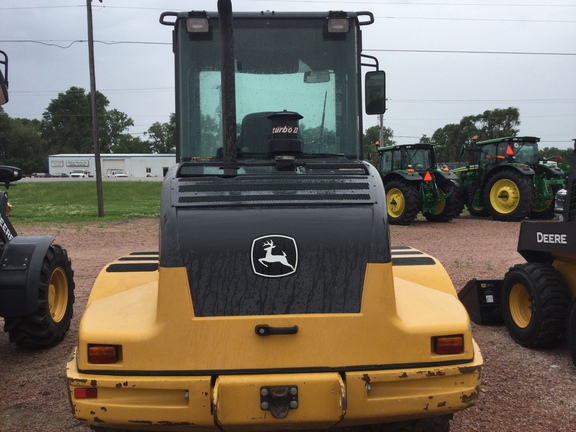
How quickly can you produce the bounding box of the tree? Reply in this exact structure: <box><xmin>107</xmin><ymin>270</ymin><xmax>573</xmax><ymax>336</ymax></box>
<box><xmin>113</xmin><ymin>134</ymin><xmax>151</xmax><ymax>154</ymax></box>
<box><xmin>539</xmin><ymin>146</ymin><xmax>572</xmax><ymax>171</ymax></box>
<box><xmin>425</xmin><ymin>123</ymin><xmax>469</xmax><ymax>162</ymax></box>
<box><xmin>363</xmin><ymin>124</ymin><xmax>395</xmax><ymax>167</ymax></box>
<box><xmin>40</xmin><ymin>86</ymin><xmax>108</xmax><ymax>154</ymax></box>
<box><xmin>145</xmin><ymin>113</ymin><xmax>175</xmax><ymax>154</ymax></box>
<box><xmin>0</xmin><ymin>115</ymin><xmax>46</xmax><ymax>174</ymax></box>
<box><xmin>424</xmin><ymin>107</ymin><xmax>521</xmax><ymax>162</ymax></box>
<box><xmin>473</xmin><ymin>107</ymin><xmax>521</xmax><ymax>140</ymax></box>
<box><xmin>100</xmin><ymin>109</ymin><xmax>135</xmax><ymax>153</ymax></box>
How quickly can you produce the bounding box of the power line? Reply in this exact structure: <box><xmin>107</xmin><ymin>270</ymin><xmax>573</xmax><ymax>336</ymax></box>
<box><xmin>366</xmin><ymin>48</ymin><xmax>576</xmax><ymax>56</ymax></box>
<box><xmin>3</xmin><ymin>40</ymin><xmax>574</xmax><ymax>57</ymax></box>
<box><xmin>3</xmin><ymin>2</ymin><xmax>575</xmax><ymax>9</ymax></box>
<box><xmin>0</xmin><ymin>39</ymin><xmax>169</xmax><ymax>49</ymax></box>
<box><xmin>240</xmin><ymin>0</ymin><xmax>576</xmax><ymax>6</ymax></box>
<box><xmin>378</xmin><ymin>16</ymin><xmax>576</xmax><ymax>23</ymax></box>
<box><xmin>389</xmin><ymin>98</ymin><xmax>576</xmax><ymax>103</ymax></box>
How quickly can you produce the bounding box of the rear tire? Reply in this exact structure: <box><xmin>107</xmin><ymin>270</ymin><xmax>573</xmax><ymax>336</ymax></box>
<box><xmin>567</xmin><ymin>299</ymin><xmax>576</xmax><ymax>366</ymax></box>
<box><xmin>465</xmin><ymin>189</ymin><xmax>488</xmax><ymax>217</ymax></box>
<box><xmin>484</xmin><ymin>170</ymin><xmax>534</xmax><ymax>221</ymax></box>
<box><xmin>385</xmin><ymin>178</ymin><xmax>420</xmax><ymax>225</ymax></box>
<box><xmin>425</xmin><ymin>180</ymin><xmax>462</xmax><ymax>222</ymax></box>
<box><xmin>4</xmin><ymin>245</ymin><xmax>75</xmax><ymax>349</ymax></box>
<box><xmin>466</xmin><ymin>203</ymin><xmax>488</xmax><ymax>217</ymax></box>
<box><xmin>530</xmin><ymin>184</ymin><xmax>562</xmax><ymax>220</ymax></box>
<box><xmin>502</xmin><ymin>263</ymin><xmax>569</xmax><ymax>348</ymax></box>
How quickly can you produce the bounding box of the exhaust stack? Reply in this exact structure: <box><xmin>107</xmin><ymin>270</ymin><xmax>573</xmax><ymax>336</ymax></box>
<box><xmin>218</xmin><ymin>0</ymin><xmax>237</xmax><ymax>170</ymax></box>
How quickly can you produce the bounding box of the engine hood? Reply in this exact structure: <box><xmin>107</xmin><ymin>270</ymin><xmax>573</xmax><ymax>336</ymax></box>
<box><xmin>159</xmin><ymin>165</ymin><xmax>390</xmax><ymax>317</ymax></box>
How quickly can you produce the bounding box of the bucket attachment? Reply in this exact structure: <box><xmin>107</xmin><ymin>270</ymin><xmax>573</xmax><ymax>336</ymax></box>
<box><xmin>458</xmin><ymin>279</ymin><xmax>504</xmax><ymax>325</ymax></box>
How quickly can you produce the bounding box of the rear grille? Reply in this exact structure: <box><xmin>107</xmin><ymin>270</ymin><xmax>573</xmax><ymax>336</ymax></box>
<box><xmin>172</xmin><ymin>176</ymin><xmax>375</xmax><ymax>207</ymax></box>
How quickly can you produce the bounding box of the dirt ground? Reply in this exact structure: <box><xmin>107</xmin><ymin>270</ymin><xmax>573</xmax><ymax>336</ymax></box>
<box><xmin>1</xmin><ymin>215</ymin><xmax>575</xmax><ymax>431</ymax></box>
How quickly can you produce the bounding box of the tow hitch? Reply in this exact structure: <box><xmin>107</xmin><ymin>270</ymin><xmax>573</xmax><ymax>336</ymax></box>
<box><xmin>260</xmin><ymin>385</ymin><xmax>299</xmax><ymax>419</ymax></box>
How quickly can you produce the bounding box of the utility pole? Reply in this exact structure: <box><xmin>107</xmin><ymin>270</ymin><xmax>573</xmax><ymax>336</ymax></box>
<box><xmin>379</xmin><ymin>113</ymin><xmax>384</xmax><ymax>146</ymax></box>
<box><xmin>86</xmin><ymin>0</ymin><xmax>104</xmax><ymax>217</ymax></box>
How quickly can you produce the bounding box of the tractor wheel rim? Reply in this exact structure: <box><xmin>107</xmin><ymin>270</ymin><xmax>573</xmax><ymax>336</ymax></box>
<box><xmin>387</xmin><ymin>188</ymin><xmax>405</xmax><ymax>218</ymax></box>
<box><xmin>509</xmin><ymin>282</ymin><xmax>532</xmax><ymax>328</ymax></box>
<box><xmin>533</xmin><ymin>188</ymin><xmax>553</xmax><ymax>212</ymax></box>
<box><xmin>434</xmin><ymin>190</ymin><xmax>447</xmax><ymax>214</ymax></box>
<box><xmin>490</xmin><ymin>179</ymin><xmax>520</xmax><ymax>214</ymax></box>
<box><xmin>48</xmin><ymin>267</ymin><xmax>68</xmax><ymax>323</ymax></box>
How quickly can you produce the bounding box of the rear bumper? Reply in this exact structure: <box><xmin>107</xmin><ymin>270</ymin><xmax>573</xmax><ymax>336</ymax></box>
<box><xmin>66</xmin><ymin>343</ymin><xmax>482</xmax><ymax>431</ymax></box>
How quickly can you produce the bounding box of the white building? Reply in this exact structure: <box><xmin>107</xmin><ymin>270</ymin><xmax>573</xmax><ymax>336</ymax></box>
<box><xmin>48</xmin><ymin>154</ymin><xmax>176</xmax><ymax>178</ymax></box>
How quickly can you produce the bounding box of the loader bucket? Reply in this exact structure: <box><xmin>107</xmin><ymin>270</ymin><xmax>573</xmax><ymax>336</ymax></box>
<box><xmin>458</xmin><ymin>279</ymin><xmax>504</xmax><ymax>325</ymax></box>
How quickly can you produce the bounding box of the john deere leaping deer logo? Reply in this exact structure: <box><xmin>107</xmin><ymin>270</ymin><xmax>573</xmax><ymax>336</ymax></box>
<box><xmin>251</xmin><ymin>235</ymin><xmax>298</xmax><ymax>278</ymax></box>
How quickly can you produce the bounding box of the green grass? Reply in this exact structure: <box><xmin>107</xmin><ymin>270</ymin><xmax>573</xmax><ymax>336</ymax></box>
<box><xmin>5</xmin><ymin>181</ymin><xmax>163</xmax><ymax>223</ymax></box>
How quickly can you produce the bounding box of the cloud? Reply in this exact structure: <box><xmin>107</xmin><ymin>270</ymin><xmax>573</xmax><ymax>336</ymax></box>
<box><xmin>1</xmin><ymin>0</ymin><xmax>575</xmax><ymax>147</ymax></box>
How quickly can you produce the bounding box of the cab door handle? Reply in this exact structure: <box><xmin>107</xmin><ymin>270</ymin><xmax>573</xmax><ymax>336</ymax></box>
<box><xmin>255</xmin><ymin>324</ymin><xmax>298</xmax><ymax>336</ymax></box>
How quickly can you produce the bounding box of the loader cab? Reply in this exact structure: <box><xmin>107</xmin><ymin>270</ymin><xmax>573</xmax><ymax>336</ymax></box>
<box><xmin>161</xmin><ymin>11</ymin><xmax>385</xmax><ymax>167</ymax></box>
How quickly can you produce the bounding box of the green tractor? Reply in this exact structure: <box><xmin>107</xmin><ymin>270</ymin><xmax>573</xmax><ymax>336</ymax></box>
<box><xmin>454</xmin><ymin>136</ymin><xmax>565</xmax><ymax>222</ymax></box>
<box><xmin>378</xmin><ymin>143</ymin><xmax>464</xmax><ymax>225</ymax></box>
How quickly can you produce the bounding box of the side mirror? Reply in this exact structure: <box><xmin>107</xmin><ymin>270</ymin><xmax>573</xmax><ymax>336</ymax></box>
<box><xmin>365</xmin><ymin>70</ymin><xmax>385</xmax><ymax>115</ymax></box>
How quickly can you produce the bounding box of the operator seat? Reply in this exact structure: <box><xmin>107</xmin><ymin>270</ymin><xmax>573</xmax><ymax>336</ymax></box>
<box><xmin>239</xmin><ymin>111</ymin><xmax>275</xmax><ymax>155</ymax></box>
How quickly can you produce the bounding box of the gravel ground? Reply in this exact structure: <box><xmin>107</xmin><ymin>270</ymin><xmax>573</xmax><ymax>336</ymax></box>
<box><xmin>1</xmin><ymin>215</ymin><xmax>575</xmax><ymax>431</ymax></box>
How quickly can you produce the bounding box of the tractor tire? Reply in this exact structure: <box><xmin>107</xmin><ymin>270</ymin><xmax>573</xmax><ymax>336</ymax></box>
<box><xmin>4</xmin><ymin>244</ymin><xmax>75</xmax><ymax>349</ymax></box>
<box><xmin>385</xmin><ymin>178</ymin><xmax>420</xmax><ymax>225</ymax></box>
<box><xmin>484</xmin><ymin>170</ymin><xmax>534</xmax><ymax>221</ymax></box>
<box><xmin>466</xmin><ymin>203</ymin><xmax>488</xmax><ymax>217</ymax></box>
<box><xmin>502</xmin><ymin>263</ymin><xmax>569</xmax><ymax>348</ymax></box>
<box><xmin>530</xmin><ymin>184</ymin><xmax>562</xmax><ymax>220</ymax></box>
<box><xmin>465</xmin><ymin>189</ymin><xmax>488</xmax><ymax>217</ymax></box>
<box><xmin>567</xmin><ymin>299</ymin><xmax>576</xmax><ymax>367</ymax></box>
<box><xmin>425</xmin><ymin>180</ymin><xmax>463</xmax><ymax>222</ymax></box>
<box><xmin>452</xmin><ymin>180</ymin><xmax>466</xmax><ymax>217</ymax></box>
<box><xmin>529</xmin><ymin>206</ymin><xmax>555</xmax><ymax>220</ymax></box>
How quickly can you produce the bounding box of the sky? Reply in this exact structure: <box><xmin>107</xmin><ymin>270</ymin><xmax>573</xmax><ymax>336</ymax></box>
<box><xmin>1</xmin><ymin>0</ymin><xmax>575</xmax><ymax>149</ymax></box>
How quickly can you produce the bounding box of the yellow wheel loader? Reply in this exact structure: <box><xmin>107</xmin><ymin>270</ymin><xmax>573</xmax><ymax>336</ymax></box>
<box><xmin>66</xmin><ymin>4</ymin><xmax>481</xmax><ymax>431</ymax></box>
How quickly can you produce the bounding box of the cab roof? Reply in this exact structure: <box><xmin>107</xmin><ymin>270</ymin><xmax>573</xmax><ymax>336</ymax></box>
<box><xmin>476</xmin><ymin>136</ymin><xmax>540</xmax><ymax>146</ymax></box>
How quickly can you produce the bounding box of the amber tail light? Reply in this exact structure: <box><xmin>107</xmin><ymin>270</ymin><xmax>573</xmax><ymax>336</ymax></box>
<box><xmin>434</xmin><ymin>335</ymin><xmax>464</xmax><ymax>355</ymax></box>
<box><xmin>88</xmin><ymin>345</ymin><xmax>121</xmax><ymax>364</ymax></box>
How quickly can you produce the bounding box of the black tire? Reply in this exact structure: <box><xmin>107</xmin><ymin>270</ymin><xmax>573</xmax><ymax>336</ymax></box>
<box><xmin>4</xmin><ymin>244</ymin><xmax>75</xmax><ymax>349</ymax></box>
<box><xmin>452</xmin><ymin>180</ymin><xmax>466</xmax><ymax>217</ymax></box>
<box><xmin>484</xmin><ymin>170</ymin><xmax>534</xmax><ymax>221</ymax></box>
<box><xmin>502</xmin><ymin>263</ymin><xmax>569</xmax><ymax>348</ymax></box>
<box><xmin>465</xmin><ymin>188</ymin><xmax>488</xmax><ymax>217</ymax></box>
<box><xmin>466</xmin><ymin>203</ymin><xmax>488</xmax><ymax>217</ymax></box>
<box><xmin>425</xmin><ymin>180</ymin><xmax>462</xmax><ymax>222</ymax></box>
<box><xmin>567</xmin><ymin>299</ymin><xmax>576</xmax><ymax>367</ymax></box>
<box><xmin>384</xmin><ymin>178</ymin><xmax>420</xmax><ymax>225</ymax></box>
<box><xmin>530</xmin><ymin>184</ymin><xmax>562</xmax><ymax>220</ymax></box>
<box><xmin>529</xmin><ymin>206</ymin><xmax>555</xmax><ymax>220</ymax></box>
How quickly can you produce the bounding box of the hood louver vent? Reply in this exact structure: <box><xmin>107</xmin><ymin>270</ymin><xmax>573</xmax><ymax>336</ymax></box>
<box><xmin>172</xmin><ymin>176</ymin><xmax>375</xmax><ymax>207</ymax></box>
